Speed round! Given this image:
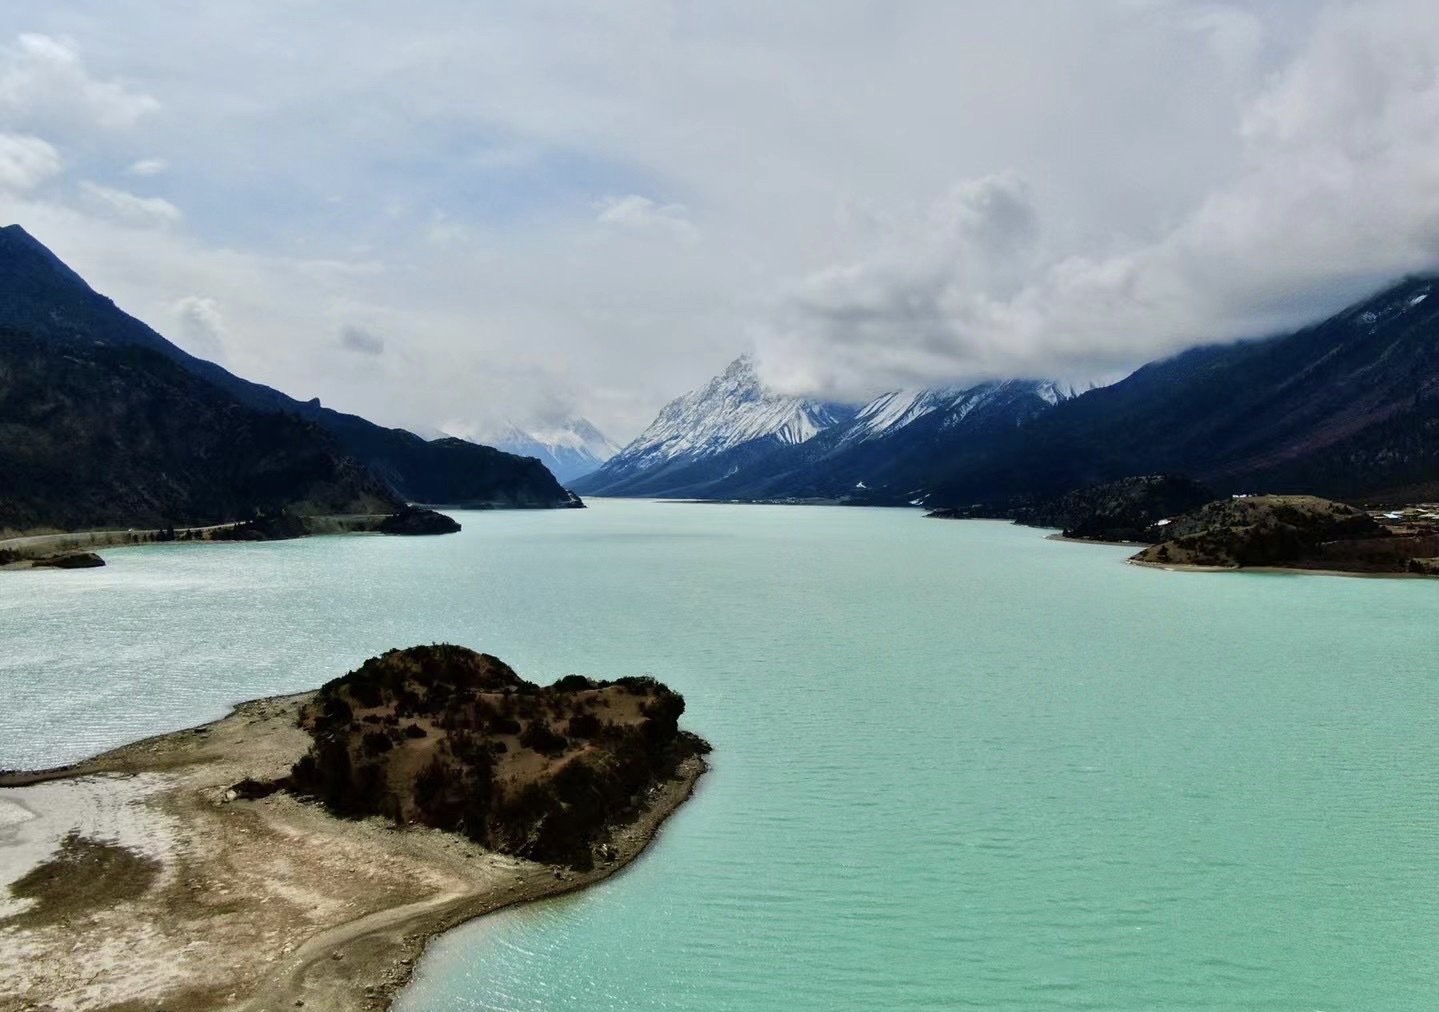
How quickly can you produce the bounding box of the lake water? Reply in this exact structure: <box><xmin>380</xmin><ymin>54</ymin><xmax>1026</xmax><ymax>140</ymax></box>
<box><xmin>1</xmin><ymin>500</ymin><xmax>1434</xmax><ymax>1010</ymax></box>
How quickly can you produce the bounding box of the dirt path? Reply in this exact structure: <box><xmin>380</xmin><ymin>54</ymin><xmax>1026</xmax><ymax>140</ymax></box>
<box><xmin>0</xmin><ymin>523</ymin><xmax>240</xmax><ymax>563</ymax></box>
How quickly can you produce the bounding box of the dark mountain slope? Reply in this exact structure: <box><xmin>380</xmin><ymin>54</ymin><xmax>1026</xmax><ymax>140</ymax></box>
<box><xmin>0</xmin><ymin>330</ymin><xmax>399</xmax><ymax>534</ymax></box>
<box><xmin>920</xmin><ymin>275</ymin><xmax>1439</xmax><ymax>507</ymax></box>
<box><xmin>0</xmin><ymin>225</ymin><xmax>579</xmax><ymax>509</ymax></box>
<box><xmin>287</xmin><ymin>410</ymin><xmax>581</xmax><ymax>509</ymax></box>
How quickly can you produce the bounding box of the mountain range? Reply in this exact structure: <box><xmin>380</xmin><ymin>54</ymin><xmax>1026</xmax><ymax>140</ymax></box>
<box><xmin>5</xmin><ymin>221</ymin><xmax>1432</xmax><ymax>532</ymax></box>
<box><xmin>576</xmin><ymin>275</ymin><xmax>1438</xmax><ymax>506</ymax></box>
<box><xmin>0</xmin><ymin>225</ymin><xmax>580</xmax><ymax>534</ymax></box>
<box><xmin>573</xmin><ymin>355</ymin><xmax>1079</xmax><ymax>501</ymax></box>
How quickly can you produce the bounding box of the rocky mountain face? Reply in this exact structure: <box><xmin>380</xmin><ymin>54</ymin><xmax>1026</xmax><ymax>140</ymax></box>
<box><xmin>492</xmin><ymin>418</ymin><xmax>620</xmax><ymax>483</ymax></box>
<box><xmin>580</xmin><ymin>275</ymin><xmax>1437</xmax><ymax>507</ymax></box>
<box><xmin>0</xmin><ymin>225</ymin><xmax>582</xmax><ymax>512</ymax></box>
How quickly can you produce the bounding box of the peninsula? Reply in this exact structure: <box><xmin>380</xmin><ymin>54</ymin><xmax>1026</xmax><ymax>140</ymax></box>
<box><xmin>0</xmin><ymin>646</ymin><xmax>709</xmax><ymax>1011</ymax></box>
<box><xmin>1129</xmin><ymin>494</ymin><xmax>1439</xmax><ymax>575</ymax></box>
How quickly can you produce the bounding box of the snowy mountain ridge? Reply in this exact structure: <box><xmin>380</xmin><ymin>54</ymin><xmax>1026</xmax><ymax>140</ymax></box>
<box><xmin>575</xmin><ymin>354</ymin><xmax>1079</xmax><ymax>499</ymax></box>
<box><xmin>843</xmin><ymin>379</ymin><xmax>1080</xmax><ymax>445</ymax></box>
<box><xmin>604</xmin><ymin>354</ymin><xmax>854</xmax><ymax>473</ymax></box>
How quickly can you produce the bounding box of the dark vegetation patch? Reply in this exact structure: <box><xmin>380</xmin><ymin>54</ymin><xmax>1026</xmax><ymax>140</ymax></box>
<box><xmin>1131</xmin><ymin>494</ymin><xmax>1437</xmax><ymax>573</ymax></box>
<box><xmin>211</xmin><ymin>510</ymin><xmax>309</xmax><ymax>541</ymax></box>
<box><xmin>1030</xmin><ymin>474</ymin><xmax>1213</xmax><ymax>541</ymax></box>
<box><xmin>928</xmin><ymin>473</ymin><xmax>1214</xmax><ymax>543</ymax></box>
<box><xmin>281</xmin><ymin>645</ymin><xmax>709</xmax><ymax>870</ymax></box>
<box><xmin>1</xmin><ymin>832</ymin><xmax>161</xmax><ymax>930</ymax></box>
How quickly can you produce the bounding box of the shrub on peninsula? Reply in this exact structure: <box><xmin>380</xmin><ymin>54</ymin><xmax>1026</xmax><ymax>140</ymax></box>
<box><xmin>284</xmin><ymin>644</ymin><xmax>709</xmax><ymax>868</ymax></box>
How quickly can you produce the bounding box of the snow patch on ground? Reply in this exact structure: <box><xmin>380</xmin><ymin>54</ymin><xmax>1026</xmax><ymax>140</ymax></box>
<box><xmin>0</xmin><ymin>774</ymin><xmax>177</xmax><ymax>920</ymax></box>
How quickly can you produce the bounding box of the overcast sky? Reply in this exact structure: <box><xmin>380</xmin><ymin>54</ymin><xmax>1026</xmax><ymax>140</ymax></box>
<box><xmin>1</xmin><ymin>1</ymin><xmax>1434</xmax><ymax>442</ymax></box>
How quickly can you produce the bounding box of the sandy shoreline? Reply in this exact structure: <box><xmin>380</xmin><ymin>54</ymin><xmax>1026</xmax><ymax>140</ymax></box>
<box><xmin>0</xmin><ymin>695</ymin><xmax>707</xmax><ymax>1012</ymax></box>
<box><xmin>1124</xmin><ymin>558</ymin><xmax>1435</xmax><ymax>579</ymax></box>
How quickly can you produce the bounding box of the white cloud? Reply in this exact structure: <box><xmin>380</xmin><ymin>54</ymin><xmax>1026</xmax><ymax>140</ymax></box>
<box><xmin>760</xmin><ymin>0</ymin><xmax>1439</xmax><ymax>398</ymax></box>
<box><xmin>0</xmin><ymin>3</ymin><xmax>1432</xmax><ymax>441</ymax></box>
<box><xmin>78</xmin><ymin>181</ymin><xmax>182</xmax><ymax>228</ymax></box>
<box><xmin>126</xmin><ymin>157</ymin><xmax>167</xmax><ymax>176</ymax></box>
<box><xmin>0</xmin><ymin>33</ymin><xmax>157</xmax><ymax>132</ymax></box>
<box><xmin>594</xmin><ymin>194</ymin><xmax>699</xmax><ymax>242</ymax></box>
<box><xmin>1182</xmin><ymin>7</ymin><xmax>1265</xmax><ymax>79</ymax></box>
<box><xmin>170</xmin><ymin>295</ymin><xmax>226</xmax><ymax>359</ymax></box>
<box><xmin>0</xmin><ymin>132</ymin><xmax>59</xmax><ymax>191</ymax></box>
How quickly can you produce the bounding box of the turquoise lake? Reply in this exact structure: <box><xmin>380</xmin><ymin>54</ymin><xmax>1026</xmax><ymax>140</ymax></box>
<box><xmin>1</xmin><ymin>499</ymin><xmax>1434</xmax><ymax>1010</ymax></box>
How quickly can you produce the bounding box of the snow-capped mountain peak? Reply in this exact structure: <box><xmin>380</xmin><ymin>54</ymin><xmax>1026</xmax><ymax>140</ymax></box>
<box><xmin>595</xmin><ymin>355</ymin><xmax>853</xmax><ymax>475</ymax></box>
<box><xmin>490</xmin><ymin>417</ymin><xmax>620</xmax><ymax>483</ymax></box>
<box><xmin>507</xmin><ymin>418</ymin><xmax>620</xmax><ymax>460</ymax></box>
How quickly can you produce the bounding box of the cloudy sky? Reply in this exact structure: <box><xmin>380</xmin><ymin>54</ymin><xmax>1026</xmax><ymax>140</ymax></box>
<box><xmin>1</xmin><ymin>1</ymin><xmax>1435</xmax><ymax>442</ymax></box>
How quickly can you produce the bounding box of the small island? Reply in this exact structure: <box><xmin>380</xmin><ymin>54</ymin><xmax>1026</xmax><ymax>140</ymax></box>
<box><xmin>0</xmin><ymin>646</ymin><xmax>709</xmax><ymax>1011</ymax></box>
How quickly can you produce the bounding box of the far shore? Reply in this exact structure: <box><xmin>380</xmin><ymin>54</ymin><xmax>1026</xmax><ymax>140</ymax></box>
<box><xmin>0</xmin><ymin>521</ymin><xmax>243</xmax><ymax>562</ymax></box>
<box><xmin>0</xmin><ymin>693</ymin><xmax>707</xmax><ymax>1011</ymax></box>
<box><xmin>0</xmin><ymin>515</ymin><xmax>400</xmax><ymax>570</ymax></box>
<box><xmin>1044</xmin><ymin>530</ymin><xmax>1149</xmax><ymax>547</ymax></box>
